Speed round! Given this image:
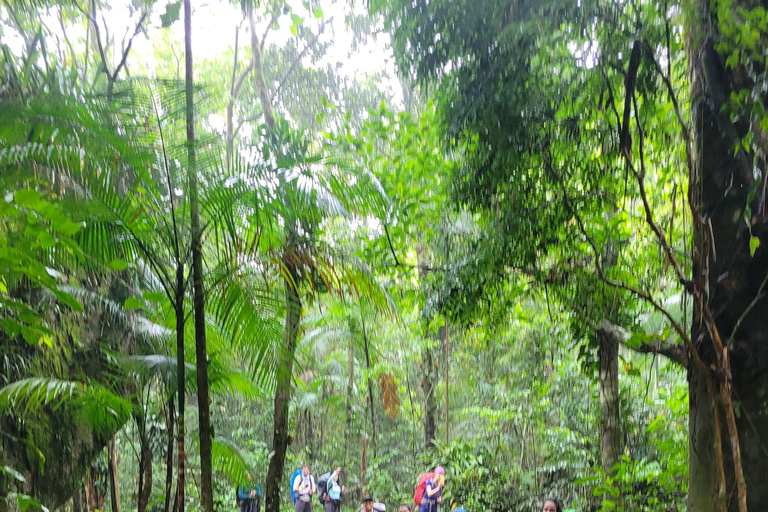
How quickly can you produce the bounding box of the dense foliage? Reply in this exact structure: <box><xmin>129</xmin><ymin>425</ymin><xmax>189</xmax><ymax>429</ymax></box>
<box><xmin>1</xmin><ymin>0</ymin><xmax>766</xmax><ymax>511</ymax></box>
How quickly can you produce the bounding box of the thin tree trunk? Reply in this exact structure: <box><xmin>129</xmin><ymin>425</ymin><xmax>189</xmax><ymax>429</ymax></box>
<box><xmin>137</xmin><ymin>409</ymin><xmax>153</xmax><ymax>512</ymax></box>
<box><xmin>175</xmin><ymin>278</ymin><xmax>186</xmax><ymax>512</ymax></box>
<box><xmin>108</xmin><ymin>439</ymin><xmax>121</xmax><ymax>512</ymax></box>
<box><xmin>416</xmin><ymin>244</ymin><xmax>437</xmax><ymax>449</ymax></box>
<box><xmin>345</xmin><ymin>319</ymin><xmax>355</xmax><ymax>470</ymax></box>
<box><xmin>248</xmin><ymin>7</ymin><xmax>275</xmax><ymax>130</ymax></box>
<box><xmin>164</xmin><ymin>398</ymin><xmax>176</xmax><ymax>512</ymax></box>
<box><xmin>360</xmin><ymin>308</ymin><xmax>377</xmax><ymax>459</ymax></box>
<box><xmin>265</xmin><ymin>262</ymin><xmax>302</xmax><ymax>512</ymax></box>
<box><xmin>183</xmin><ymin>0</ymin><xmax>213</xmax><ymax>509</ymax></box>
<box><xmin>444</xmin><ymin>321</ymin><xmax>449</xmax><ymax>444</ymax></box>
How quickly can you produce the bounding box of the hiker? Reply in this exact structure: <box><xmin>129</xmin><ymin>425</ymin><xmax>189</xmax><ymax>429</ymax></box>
<box><xmin>324</xmin><ymin>467</ymin><xmax>345</xmax><ymax>512</ymax></box>
<box><xmin>362</xmin><ymin>494</ymin><xmax>375</xmax><ymax>512</ymax></box>
<box><xmin>236</xmin><ymin>473</ymin><xmax>261</xmax><ymax>512</ymax></box>
<box><xmin>419</xmin><ymin>466</ymin><xmax>445</xmax><ymax>512</ymax></box>
<box><xmin>398</xmin><ymin>504</ymin><xmax>412</xmax><ymax>512</ymax></box>
<box><xmin>293</xmin><ymin>465</ymin><xmax>316</xmax><ymax>512</ymax></box>
<box><xmin>542</xmin><ymin>499</ymin><xmax>562</xmax><ymax>512</ymax></box>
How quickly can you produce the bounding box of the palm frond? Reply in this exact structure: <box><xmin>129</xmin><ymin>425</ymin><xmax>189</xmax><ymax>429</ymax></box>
<box><xmin>0</xmin><ymin>378</ymin><xmax>132</xmax><ymax>433</ymax></box>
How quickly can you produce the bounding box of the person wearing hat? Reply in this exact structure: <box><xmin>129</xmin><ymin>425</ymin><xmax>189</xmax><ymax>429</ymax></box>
<box><xmin>359</xmin><ymin>494</ymin><xmax>386</xmax><ymax>512</ymax></box>
<box><xmin>420</xmin><ymin>467</ymin><xmax>445</xmax><ymax>512</ymax></box>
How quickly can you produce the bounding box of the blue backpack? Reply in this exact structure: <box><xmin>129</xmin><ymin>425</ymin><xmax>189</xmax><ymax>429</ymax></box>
<box><xmin>290</xmin><ymin>470</ymin><xmax>303</xmax><ymax>504</ymax></box>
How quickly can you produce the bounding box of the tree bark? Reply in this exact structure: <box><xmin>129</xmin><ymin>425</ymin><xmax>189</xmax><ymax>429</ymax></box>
<box><xmin>164</xmin><ymin>398</ymin><xmax>176</xmax><ymax>512</ymax></box>
<box><xmin>248</xmin><ymin>6</ymin><xmax>275</xmax><ymax>130</ymax></box>
<box><xmin>416</xmin><ymin>244</ymin><xmax>437</xmax><ymax>449</ymax></box>
<box><xmin>360</xmin><ymin>308</ymin><xmax>377</xmax><ymax>459</ymax></box>
<box><xmin>175</xmin><ymin>277</ymin><xmax>186</xmax><ymax>512</ymax></box>
<box><xmin>597</xmin><ymin>322</ymin><xmax>621</xmax><ymax>474</ymax></box>
<box><xmin>184</xmin><ymin>0</ymin><xmax>213</xmax><ymax>508</ymax></box>
<box><xmin>137</xmin><ymin>410</ymin><xmax>153</xmax><ymax>512</ymax></box>
<box><xmin>688</xmin><ymin>0</ymin><xmax>768</xmax><ymax>509</ymax></box>
<box><xmin>345</xmin><ymin>318</ymin><xmax>355</xmax><ymax>470</ymax></box>
<box><xmin>264</xmin><ymin>262</ymin><xmax>302</xmax><ymax>512</ymax></box>
<box><xmin>107</xmin><ymin>439</ymin><xmax>121</xmax><ymax>512</ymax></box>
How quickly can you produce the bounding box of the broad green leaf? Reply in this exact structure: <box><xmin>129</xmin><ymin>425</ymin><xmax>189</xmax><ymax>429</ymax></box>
<box><xmin>124</xmin><ymin>297</ymin><xmax>142</xmax><ymax>310</ymax></box>
<box><xmin>161</xmin><ymin>0</ymin><xmax>182</xmax><ymax>28</ymax></box>
<box><xmin>750</xmin><ymin>235</ymin><xmax>760</xmax><ymax>256</ymax></box>
<box><xmin>110</xmin><ymin>258</ymin><xmax>128</xmax><ymax>271</ymax></box>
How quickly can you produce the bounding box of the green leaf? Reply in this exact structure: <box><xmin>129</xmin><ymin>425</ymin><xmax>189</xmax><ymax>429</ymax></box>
<box><xmin>1</xmin><ymin>466</ymin><xmax>26</xmax><ymax>482</ymax></box>
<box><xmin>109</xmin><ymin>258</ymin><xmax>128</xmax><ymax>271</ymax></box>
<box><xmin>161</xmin><ymin>0</ymin><xmax>182</xmax><ymax>28</ymax></box>
<box><xmin>124</xmin><ymin>297</ymin><xmax>142</xmax><ymax>310</ymax></box>
<box><xmin>13</xmin><ymin>189</ymin><xmax>41</xmax><ymax>206</ymax></box>
<box><xmin>143</xmin><ymin>291</ymin><xmax>166</xmax><ymax>304</ymax></box>
<box><xmin>750</xmin><ymin>236</ymin><xmax>760</xmax><ymax>256</ymax></box>
<box><xmin>313</xmin><ymin>6</ymin><xmax>323</xmax><ymax>18</ymax></box>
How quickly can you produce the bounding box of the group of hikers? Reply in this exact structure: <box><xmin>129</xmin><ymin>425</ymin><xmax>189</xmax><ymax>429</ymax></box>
<box><xmin>236</xmin><ymin>465</ymin><xmax>565</xmax><ymax>512</ymax></box>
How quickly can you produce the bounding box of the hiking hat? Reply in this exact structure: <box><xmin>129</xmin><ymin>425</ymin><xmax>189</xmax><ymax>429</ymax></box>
<box><xmin>362</xmin><ymin>495</ymin><xmax>374</xmax><ymax>504</ymax></box>
<box><xmin>435</xmin><ymin>466</ymin><xmax>445</xmax><ymax>474</ymax></box>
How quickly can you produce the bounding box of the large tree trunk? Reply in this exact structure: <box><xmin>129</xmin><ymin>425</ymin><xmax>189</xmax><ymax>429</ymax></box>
<box><xmin>264</xmin><ymin>262</ymin><xmax>302</xmax><ymax>512</ymax></box>
<box><xmin>597</xmin><ymin>322</ymin><xmax>621</xmax><ymax>477</ymax></box>
<box><xmin>688</xmin><ymin>0</ymin><xmax>768</xmax><ymax>509</ymax></box>
<box><xmin>183</xmin><ymin>0</ymin><xmax>213</xmax><ymax>509</ymax></box>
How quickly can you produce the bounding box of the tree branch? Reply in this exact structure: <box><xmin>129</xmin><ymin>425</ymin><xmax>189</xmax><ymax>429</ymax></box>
<box><xmin>272</xmin><ymin>17</ymin><xmax>334</xmax><ymax>101</ymax></box>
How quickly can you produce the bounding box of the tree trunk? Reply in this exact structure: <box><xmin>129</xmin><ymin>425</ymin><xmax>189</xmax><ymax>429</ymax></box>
<box><xmin>164</xmin><ymin>398</ymin><xmax>176</xmax><ymax>512</ymax></box>
<box><xmin>360</xmin><ymin>308</ymin><xmax>377</xmax><ymax>459</ymax></box>
<box><xmin>248</xmin><ymin>6</ymin><xmax>275</xmax><ymax>130</ymax></box>
<box><xmin>688</xmin><ymin>0</ymin><xmax>768</xmax><ymax>509</ymax></box>
<box><xmin>175</xmin><ymin>279</ymin><xmax>186</xmax><ymax>512</ymax></box>
<box><xmin>107</xmin><ymin>439</ymin><xmax>121</xmax><ymax>512</ymax></box>
<box><xmin>416</xmin><ymin>244</ymin><xmax>437</xmax><ymax>449</ymax></box>
<box><xmin>264</xmin><ymin>262</ymin><xmax>302</xmax><ymax>512</ymax></box>
<box><xmin>137</xmin><ymin>410</ymin><xmax>153</xmax><ymax>512</ymax></box>
<box><xmin>345</xmin><ymin>318</ymin><xmax>355</xmax><ymax>470</ymax></box>
<box><xmin>597</xmin><ymin>322</ymin><xmax>621</xmax><ymax>474</ymax></box>
<box><xmin>183</xmin><ymin>0</ymin><xmax>213</xmax><ymax>509</ymax></box>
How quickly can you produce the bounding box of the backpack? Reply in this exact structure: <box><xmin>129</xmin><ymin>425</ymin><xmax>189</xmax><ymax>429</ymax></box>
<box><xmin>290</xmin><ymin>470</ymin><xmax>303</xmax><ymax>504</ymax></box>
<box><xmin>316</xmin><ymin>472</ymin><xmax>332</xmax><ymax>505</ymax></box>
<box><xmin>413</xmin><ymin>473</ymin><xmax>435</xmax><ymax>506</ymax></box>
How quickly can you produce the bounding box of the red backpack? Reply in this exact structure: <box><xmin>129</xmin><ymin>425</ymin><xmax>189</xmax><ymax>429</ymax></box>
<box><xmin>413</xmin><ymin>473</ymin><xmax>435</xmax><ymax>506</ymax></box>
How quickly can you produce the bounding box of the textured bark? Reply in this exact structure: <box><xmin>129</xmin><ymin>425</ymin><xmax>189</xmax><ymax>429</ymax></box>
<box><xmin>136</xmin><ymin>410</ymin><xmax>153</xmax><ymax>512</ymax></box>
<box><xmin>264</xmin><ymin>262</ymin><xmax>302</xmax><ymax>512</ymax></box>
<box><xmin>108</xmin><ymin>439</ymin><xmax>121</xmax><ymax>512</ymax></box>
<box><xmin>184</xmin><ymin>0</ymin><xmax>213</xmax><ymax>507</ymax></box>
<box><xmin>597</xmin><ymin>323</ymin><xmax>621</xmax><ymax>474</ymax></box>
<box><xmin>688</xmin><ymin>0</ymin><xmax>768</xmax><ymax>509</ymax></box>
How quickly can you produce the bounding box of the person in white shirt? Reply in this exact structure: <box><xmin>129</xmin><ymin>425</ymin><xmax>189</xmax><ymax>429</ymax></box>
<box><xmin>293</xmin><ymin>466</ymin><xmax>315</xmax><ymax>512</ymax></box>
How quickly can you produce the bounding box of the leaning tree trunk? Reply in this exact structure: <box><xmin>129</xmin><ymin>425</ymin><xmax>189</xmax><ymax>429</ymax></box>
<box><xmin>265</xmin><ymin>261</ymin><xmax>302</xmax><ymax>512</ymax></box>
<box><xmin>183</xmin><ymin>0</ymin><xmax>213</xmax><ymax>510</ymax></box>
<box><xmin>688</xmin><ymin>0</ymin><xmax>768</xmax><ymax>509</ymax></box>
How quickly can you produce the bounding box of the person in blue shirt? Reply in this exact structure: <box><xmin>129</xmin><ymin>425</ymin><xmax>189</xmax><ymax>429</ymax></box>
<box><xmin>324</xmin><ymin>467</ymin><xmax>345</xmax><ymax>512</ymax></box>
<box><xmin>420</xmin><ymin>466</ymin><xmax>445</xmax><ymax>512</ymax></box>
<box><xmin>237</xmin><ymin>473</ymin><xmax>261</xmax><ymax>512</ymax></box>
